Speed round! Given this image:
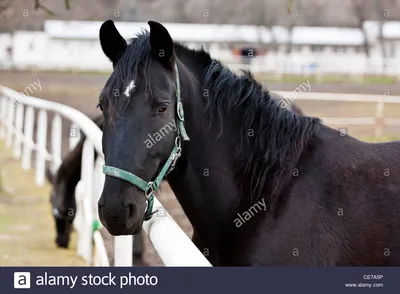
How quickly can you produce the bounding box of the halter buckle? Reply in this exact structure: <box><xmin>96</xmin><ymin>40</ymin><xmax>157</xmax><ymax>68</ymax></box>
<box><xmin>175</xmin><ymin>136</ymin><xmax>181</xmax><ymax>149</ymax></box>
<box><xmin>145</xmin><ymin>181</ymin><xmax>155</xmax><ymax>199</ymax></box>
<box><xmin>166</xmin><ymin>137</ymin><xmax>182</xmax><ymax>174</ymax></box>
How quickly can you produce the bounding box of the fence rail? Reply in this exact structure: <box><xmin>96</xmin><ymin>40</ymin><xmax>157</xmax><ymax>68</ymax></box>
<box><xmin>228</xmin><ymin>55</ymin><xmax>400</xmax><ymax>77</ymax></box>
<box><xmin>0</xmin><ymin>85</ymin><xmax>211</xmax><ymax>267</ymax></box>
<box><xmin>274</xmin><ymin>91</ymin><xmax>400</xmax><ymax>137</ymax></box>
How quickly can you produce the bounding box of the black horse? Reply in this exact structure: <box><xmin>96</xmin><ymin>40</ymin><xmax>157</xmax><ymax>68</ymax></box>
<box><xmin>97</xmin><ymin>20</ymin><xmax>400</xmax><ymax>266</ymax></box>
<box><xmin>46</xmin><ymin>97</ymin><xmax>300</xmax><ymax>249</ymax></box>
<box><xmin>45</xmin><ymin>115</ymin><xmax>143</xmax><ymax>262</ymax></box>
<box><xmin>46</xmin><ymin>115</ymin><xmax>103</xmax><ymax>248</ymax></box>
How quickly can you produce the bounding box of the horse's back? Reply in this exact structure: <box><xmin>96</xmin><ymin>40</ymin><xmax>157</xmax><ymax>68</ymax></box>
<box><xmin>243</xmin><ymin>126</ymin><xmax>400</xmax><ymax>265</ymax></box>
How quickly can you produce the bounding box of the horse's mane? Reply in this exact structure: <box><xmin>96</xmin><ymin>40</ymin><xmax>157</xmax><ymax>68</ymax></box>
<box><xmin>202</xmin><ymin>60</ymin><xmax>321</xmax><ymax>204</ymax></box>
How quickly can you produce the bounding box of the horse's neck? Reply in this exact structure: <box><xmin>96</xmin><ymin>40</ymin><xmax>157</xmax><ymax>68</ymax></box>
<box><xmin>166</xmin><ymin>62</ymin><xmax>242</xmax><ymax>263</ymax></box>
<box><xmin>167</xmin><ymin>139</ymin><xmax>240</xmax><ymax>263</ymax></box>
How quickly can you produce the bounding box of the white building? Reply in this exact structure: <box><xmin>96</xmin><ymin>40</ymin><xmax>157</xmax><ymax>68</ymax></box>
<box><xmin>0</xmin><ymin>20</ymin><xmax>399</xmax><ymax>75</ymax></box>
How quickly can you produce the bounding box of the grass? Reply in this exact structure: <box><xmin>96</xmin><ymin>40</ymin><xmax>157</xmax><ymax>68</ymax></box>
<box><xmin>0</xmin><ymin>141</ymin><xmax>85</xmax><ymax>266</ymax></box>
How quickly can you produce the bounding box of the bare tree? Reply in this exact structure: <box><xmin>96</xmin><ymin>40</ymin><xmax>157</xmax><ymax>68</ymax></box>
<box><xmin>118</xmin><ymin>0</ymin><xmax>141</xmax><ymax>21</ymax></box>
<box><xmin>254</xmin><ymin>0</ymin><xmax>281</xmax><ymax>52</ymax></box>
<box><xmin>33</xmin><ymin>0</ymin><xmax>70</xmax><ymax>15</ymax></box>
<box><xmin>3</xmin><ymin>0</ymin><xmax>400</xmax><ymax>35</ymax></box>
<box><xmin>373</xmin><ymin>0</ymin><xmax>391</xmax><ymax>70</ymax></box>
<box><xmin>0</xmin><ymin>0</ymin><xmax>10</xmax><ymax>13</ymax></box>
<box><xmin>161</xmin><ymin>0</ymin><xmax>192</xmax><ymax>23</ymax></box>
<box><xmin>285</xmin><ymin>0</ymin><xmax>304</xmax><ymax>55</ymax></box>
<box><xmin>351</xmin><ymin>0</ymin><xmax>371</xmax><ymax>57</ymax></box>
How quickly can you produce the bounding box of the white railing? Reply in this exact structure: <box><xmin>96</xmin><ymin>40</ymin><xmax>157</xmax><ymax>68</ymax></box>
<box><xmin>275</xmin><ymin>91</ymin><xmax>400</xmax><ymax>137</ymax></box>
<box><xmin>229</xmin><ymin>55</ymin><xmax>400</xmax><ymax>77</ymax></box>
<box><xmin>0</xmin><ymin>85</ymin><xmax>212</xmax><ymax>267</ymax></box>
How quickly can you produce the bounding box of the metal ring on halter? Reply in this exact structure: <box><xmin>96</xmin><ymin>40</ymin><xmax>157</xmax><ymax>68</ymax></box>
<box><xmin>174</xmin><ymin>137</ymin><xmax>182</xmax><ymax>156</ymax></box>
<box><xmin>175</xmin><ymin>136</ymin><xmax>181</xmax><ymax>149</ymax></box>
<box><xmin>145</xmin><ymin>181</ymin><xmax>155</xmax><ymax>199</ymax></box>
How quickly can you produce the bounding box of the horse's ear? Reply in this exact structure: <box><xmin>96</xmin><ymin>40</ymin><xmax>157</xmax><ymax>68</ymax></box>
<box><xmin>148</xmin><ymin>20</ymin><xmax>175</xmax><ymax>68</ymax></box>
<box><xmin>99</xmin><ymin>20</ymin><xmax>127</xmax><ymax>65</ymax></box>
<box><xmin>46</xmin><ymin>167</ymin><xmax>54</xmax><ymax>184</ymax></box>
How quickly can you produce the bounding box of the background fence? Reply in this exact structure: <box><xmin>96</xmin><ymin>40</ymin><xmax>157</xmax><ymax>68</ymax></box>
<box><xmin>274</xmin><ymin>91</ymin><xmax>400</xmax><ymax>137</ymax></box>
<box><xmin>0</xmin><ymin>85</ymin><xmax>211</xmax><ymax>267</ymax></box>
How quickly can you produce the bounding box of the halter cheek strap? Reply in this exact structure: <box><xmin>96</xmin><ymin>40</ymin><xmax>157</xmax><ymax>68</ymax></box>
<box><xmin>102</xmin><ymin>63</ymin><xmax>190</xmax><ymax>221</ymax></box>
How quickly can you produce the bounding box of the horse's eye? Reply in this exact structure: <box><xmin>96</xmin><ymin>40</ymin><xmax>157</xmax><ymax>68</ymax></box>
<box><xmin>97</xmin><ymin>103</ymin><xmax>103</xmax><ymax>111</ymax></box>
<box><xmin>157</xmin><ymin>103</ymin><xmax>169</xmax><ymax>115</ymax></box>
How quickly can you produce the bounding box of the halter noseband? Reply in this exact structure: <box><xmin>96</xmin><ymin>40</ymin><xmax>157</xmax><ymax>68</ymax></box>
<box><xmin>102</xmin><ymin>63</ymin><xmax>190</xmax><ymax>221</ymax></box>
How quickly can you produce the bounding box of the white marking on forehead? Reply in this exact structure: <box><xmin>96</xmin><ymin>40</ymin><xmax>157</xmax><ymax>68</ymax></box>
<box><xmin>123</xmin><ymin>80</ymin><xmax>136</xmax><ymax>97</ymax></box>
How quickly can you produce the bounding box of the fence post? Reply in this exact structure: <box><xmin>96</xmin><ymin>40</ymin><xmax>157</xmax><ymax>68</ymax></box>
<box><xmin>79</xmin><ymin>139</ymin><xmax>95</xmax><ymax>264</ymax></box>
<box><xmin>69</xmin><ymin>123</ymin><xmax>80</xmax><ymax>151</ymax></box>
<box><xmin>114</xmin><ymin>236</ymin><xmax>133</xmax><ymax>266</ymax></box>
<box><xmin>375</xmin><ymin>99</ymin><xmax>385</xmax><ymax>138</ymax></box>
<box><xmin>51</xmin><ymin>114</ymin><xmax>62</xmax><ymax>173</ymax></box>
<box><xmin>6</xmin><ymin>101</ymin><xmax>15</xmax><ymax>147</ymax></box>
<box><xmin>35</xmin><ymin>110</ymin><xmax>47</xmax><ymax>186</ymax></box>
<box><xmin>13</xmin><ymin>103</ymin><xmax>24</xmax><ymax>159</ymax></box>
<box><xmin>0</xmin><ymin>96</ymin><xmax>7</xmax><ymax>139</ymax></box>
<box><xmin>75</xmin><ymin>180</ymin><xmax>85</xmax><ymax>258</ymax></box>
<box><xmin>92</xmin><ymin>157</ymin><xmax>107</xmax><ymax>266</ymax></box>
<box><xmin>21</xmin><ymin>106</ymin><xmax>34</xmax><ymax>170</ymax></box>
<box><xmin>93</xmin><ymin>157</ymin><xmax>105</xmax><ymax>222</ymax></box>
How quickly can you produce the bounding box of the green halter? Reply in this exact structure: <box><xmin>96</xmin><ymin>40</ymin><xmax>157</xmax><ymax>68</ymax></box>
<box><xmin>102</xmin><ymin>63</ymin><xmax>190</xmax><ymax>221</ymax></box>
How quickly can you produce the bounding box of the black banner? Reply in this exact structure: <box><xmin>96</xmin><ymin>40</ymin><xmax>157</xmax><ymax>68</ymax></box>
<box><xmin>5</xmin><ymin>267</ymin><xmax>397</xmax><ymax>293</ymax></box>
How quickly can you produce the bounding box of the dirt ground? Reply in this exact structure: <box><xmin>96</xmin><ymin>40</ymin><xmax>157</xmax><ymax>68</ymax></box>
<box><xmin>1</xmin><ymin>69</ymin><xmax>400</xmax><ymax>266</ymax></box>
<box><xmin>0</xmin><ymin>141</ymin><xmax>85</xmax><ymax>266</ymax></box>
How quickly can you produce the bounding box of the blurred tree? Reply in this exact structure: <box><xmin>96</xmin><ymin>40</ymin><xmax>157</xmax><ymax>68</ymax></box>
<box><xmin>285</xmin><ymin>0</ymin><xmax>303</xmax><ymax>54</ymax></box>
<box><xmin>0</xmin><ymin>0</ymin><xmax>118</xmax><ymax>32</ymax></box>
<box><xmin>118</xmin><ymin>0</ymin><xmax>141</xmax><ymax>21</ymax></box>
<box><xmin>2</xmin><ymin>0</ymin><xmax>400</xmax><ymax>34</ymax></box>
<box><xmin>373</xmin><ymin>0</ymin><xmax>392</xmax><ymax>70</ymax></box>
<box><xmin>351</xmin><ymin>0</ymin><xmax>371</xmax><ymax>57</ymax></box>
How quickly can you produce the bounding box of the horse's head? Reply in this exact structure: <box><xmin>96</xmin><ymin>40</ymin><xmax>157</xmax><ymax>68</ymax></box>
<box><xmin>98</xmin><ymin>20</ymin><xmax>188</xmax><ymax>235</ymax></box>
<box><xmin>46</xmin><ymin>168</ymin><xmax>75</xmax><ymax>248</ymax></box>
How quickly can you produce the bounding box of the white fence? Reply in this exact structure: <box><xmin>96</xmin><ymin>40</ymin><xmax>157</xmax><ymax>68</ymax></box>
<box><xmin>274</xmin><ymin>91</ymin><xmax>400</xmax><ymax>137</ymax></box>
<box><xmin>230</xmin><ymin>55</ymin><xmax>400</xmax><ymax>77</ymax></box>
<box><xmin>0</xmin><ymin>85</ymin><xmax>212</xmax><ymax>267</ymax></box>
